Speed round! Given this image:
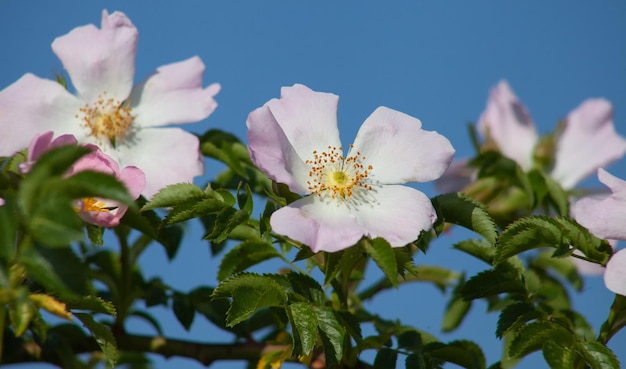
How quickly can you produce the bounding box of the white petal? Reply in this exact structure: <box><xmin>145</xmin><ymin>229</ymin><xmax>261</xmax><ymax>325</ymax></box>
<box><xmin>270</xmin><ymin>185</ymin><xmax>436</xmax><ymax>253</ymax></box>
<box><xmin>478</xmin><ymin>80</ymin><xmax>538</xmax><ymax>170</ymax></box>
<box><xmin>51</xmin><ymin>10</ymin><xmax>138</xmax><ymax>103</ymax></box>
<box><xmin>350</xmin><ymin>107</ymin><xmax>455</xmax><ymax>184</ymax></box>
<box><xmin>130</xmin><ymin>57</ymin><xmax>220</xmax><ymax>128</ymax></box>
<box><xmin>0</xmin><ymin>74</ymin><xmax>84</xmax><ymax>156</ymax></box>
<box><xmin>265</xmin><ymin>84</ymin><xmax>342</xmax><ymax>161</ymax></box>
<box><xmin>551</xmin><ymin>99</ymin><xmax>626</xmax><ymax>189</ymax></box>
<box><xmin>605</xmin><ymin>249</ymin><xmax>626</xmax><ymax>296</ymax></box>
<box><xmin>353</xmin><ymin>185</ymin><xmax>437</xmax><ymax>246</ymax></box>
<box><xmin>114</xmin><ymin>128</ymin><xmax>203</xmax><ymax>198</ymax></box>
<box><xmin>573</xmin><ymin>169</ymin><xmax>626</xmax><ymax>240</ymax></box>
<box><xmin>247</xmin><ymin>106</ymin><xmax>311</xmax><ymax>194</ymax></box>
<box><xmin>270</xmin><ymin>195</ymin><xmax>363</xmax><ymax>253</ymax></box>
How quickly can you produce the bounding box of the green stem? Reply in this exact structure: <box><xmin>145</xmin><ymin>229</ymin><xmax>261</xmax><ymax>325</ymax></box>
<box><xmin>597</xmin><ymin>294</ymin><xmax>626</xmax><ymax>345</ymax></box>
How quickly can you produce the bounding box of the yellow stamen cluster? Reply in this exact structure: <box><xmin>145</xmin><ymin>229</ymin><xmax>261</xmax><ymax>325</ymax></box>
<box><xmin>306</xmin><ymin>145</ymin><xmax>373</xmax><ymax>199</ymax></box>
<box><xmin>77</xmin><ymin>197</ymin><xmax>111</xmax><ymax>213</ymax></box>
<box><xmin>77</xmin><ymin>91</ymin><xmax>134</xmax><ymax>144</ymax></box>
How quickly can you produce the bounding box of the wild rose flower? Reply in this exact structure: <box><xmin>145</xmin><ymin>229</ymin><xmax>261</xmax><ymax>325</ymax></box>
<box><xmin>247</xmin><ymin>84</ymin><xmax>455</xmax><ymax>253</ymax></box>
<box><xmin>0</xmin><ymin>10</ymin><xmax>220</xmax><ymax>198</ymax></box>
<box><xmin>23</xmin><ymin>132</ymin><xmax>145</xmax><ymax>227</ymax></box>
<box><xmin>573</xmin><ymin>169</ymin><xmax>626</xmax><ymax>295</ymax></box>
<box><xmin>437</xmin><ymin>80</ymin><xmax>626</xmax><ymax>192</ymax></box>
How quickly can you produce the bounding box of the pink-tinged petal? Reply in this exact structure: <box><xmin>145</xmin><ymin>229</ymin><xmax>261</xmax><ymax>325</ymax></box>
<box><xmin>271</xmin><ymin>185</ymin><xmax>436</xmax><ymax>253</ymax></box>
<box><xmin>350</xmin><ymin>107</ymin><xmax>455</xmax><ymax>184</ymax></box>
<box><xmin>27</xmin><ymin>131</ymin><xmax>55</xmax><ymax>161</ymax></box>
<box><xmin>354</xmin><ymin>185</ymin><xmax>437</xmax><ymax>246</ymax></box>
<box><xmin>605</xmin><ymin>249</ymin><xmax>626</xmax><ymax>296</ymax></box>
<box><xmin>0</xmin><ymin>198</ymin><xmax>4</xmax><ymax>207</ymax></box>
<box><xmin>551</xmin><ymin>99</ymin><xmax>626</xmax><ymax>189</ymax></box>
<box><xmin>265</xmin><ymin>84</ymin><xmax>342</xmax><ymax>161</ymax></box>
<box><xmin>478</xmin><ymin>80</ymin><xmax>538</xmax><ymax>171</ymax></box>
<box><xmin>573</xmin><ymin>169</ymin><xmax>626</xmax><ymax>240</ymax></box>
<box><xmin>70</xmin><ymin>148</ymin><xmax>119</xmax><ymax>177</ymax></box>
<box><xmin>247</xmin><ymin>106</ymin><xmax>311</xmax><ymax>194</ymax></box>
<box><xmin>435</xmin><ymin>159</ymin><xmax>474</xmax><ymax>193</ymax></box>
<box><xmin>0</xmin><ymin>74</ymin><xmax>84</xmax><ymax>156</ymax></box>
<box><xmin>130</xmin><ymin>57</ymin><xmax>220</xmax><ymax>128</ymax></box>
<box><xmin>270</xmin><ymin>195</ymin><xmax>364</xmax><ymax>253</ymax></box>
<box><xmin>51</xmin><ymin>10</ymin><xmax>137</xmax><ymax>103</ymax></box>
<box><xmin>19</xmin><ymin>132</ymin><xmax>79</xmax><ymax>173</ymax></box>
<box><xmin>114</xmin><ymin>128</ymin><xmax>203</xmax><ymax>198</ymax></box>
<box><xmin>118</xmin><ymin>166</ymin><xmax>145</xmax><ymax>200</ymax></box>
<box><xmin>76</xmin><ymin>198</ymin><xmax>127</xmax><ymax>227</ymax></box>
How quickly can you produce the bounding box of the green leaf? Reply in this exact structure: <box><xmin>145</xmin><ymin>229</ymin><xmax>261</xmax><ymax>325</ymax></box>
<box><xmin>217</xmin><ymin>240</ymin><xmax>280</xmax><ymax>281</ymax></box>
<box><xmin>212</xmin><ymin>273</ymin><xmax>288</xmax><ymax>326</ymax></box>
<box><xmin>397</xmin><ymin>330</ymin><xmax>422</xmax><ymax>350</ymax></box>
<box><xmin>424</xmin><ymin>340</ymin><xmax>486</xmax><ymax>369</ymax></box>
<box><xmin>288</xmin><ymin>272</ymin><xmax>327</xmax><ymax>305</ymax></box>
<box><xmin>200</xmin><ymin>129</ymin><xmax>250</xmax><ymax>178</ymax></box>
<box><xmin>237</xmin><ymin>183</ymin><xmax>254</xmax><ymax>214</ymax></box>
<box><xmin>54</xmin><ymin>170</ymin><xmax>133</xmax><ymax>205</ymax></box>
<box><xmin>542</xmin><ymin>341</ymin><xmax>578</xmax><ymax>369</ymax></box>
<box><xmin>374</xmin><ymin>348</ymin><xmax>397</xmax><ymax>369</ymax></box>
<box><xmin>9</xmin><ymin>288</ymin><xmax>36</xmax><ymax>337</ymax></box>
<box><xmin>287</xmin><ymin>302</ymin><xmax>318</xmax><ymax>356</ymax></box>
<box><xmin>337</xmin><ymin>310</ymin><xmax>362</xmax><ymax>344</ymax></box>
<box><xmin>532</xmin><ymin>251</ymin><xmax>583</xmax><ymax>291</ymax></box>
<box><xmin>0</xmin><ymin>191</ymin><xmax>17</xmax><ymax>262</ymax></box>
<box><xmin>141</xmin><ymin>183</ymin><xmax>206</xmax><ymax>211</ymax></box>
<box><xmin>454</xmin><ymin>239</ymin><xmax>494</xmax><ymax>265</ymax></box>
<box><xmin>495</xmin><ymin>216</ymin><xmax>610</xmax><ymax>265</ymax></box>
<box><xmin>316</xmin><ymin>306</ymin><xmax>346</xmax><ymax>366</ymax></box>
<box><xmin>579</xmin><ymin>341</ymin><xmax>620</xmax><ymax>369</ymax></box>
<box><xmin>27</xmin><ymin>194</ymin><xmax>85</xmax><ymax>247</ymax></box>
<box><xmin>74</xmin><ymin>313</ymin><xmax>119</xmax><ymax>368</ymax></box>
<box><xmin>460</xmin><ymin>262</ymin><xmax>526</xmax><ymax>300</ymax></box>
<box><xmin>172</xmin><ymin>292</ymin><xmax>195</xmax><ymax>330</ymax></box>
<box><xmin>203</xmin><ymin>208</ymin><xmax>249</xmax><ymax>243</ymax></box>
<box><xmin>442</xmin><ymin>294</ymin><xmax>472</xmax><ymax>333</ymax></box>
<box><xmin>508</xmin><ymin>321</ymin><xmax>574</xmax><ymax>358</ymax></box>
<box><xmin>405</xmin><ymin>353</ymin><xmax>428</xmax><ymax>369</ymax></box>
<box><xmin>363</xmin><ymin>238</ymin><xmax>398</xmax><ymax>288</ymax></box>
<box><xmin>67</xmin><ymin>296</ymin><xmax>116</xmax><ymax>316</ymax></box>
<box><xmin>164</xmin><ymin>197</ymin><xmax>229</xmax><ymax>224</ymax></box>
<box><xmin>542</xmin><ymin>172</ymin><xmax>569</xmax><ymax>216</ymax></box>
<box><xmin>18</xmin><ymin>246</ymin><xmax>82</xmax><ymax>300</ymax></box>
<box><xmin>86</xmin><ymin>223</ymin><xmax>104</xmax><ymax>246</ymax></box>
<box><xmin>432</xmin><ymin>193</ymin><xmax>498</xmax><ymax>245</ymax></box>
<box><xmin>496</xmin><ymin>302</ymin><xmax>539</xmax><ymax>338</ymax></box>
<box><xmin>19</xmin><ymin>145</ymin><xmax>91</xmax><ymax>216</ymax></box>
<box><xmin>293</xmin><ymin>247</ymin><xmax>315</xmax><ymax>262</ymax></box>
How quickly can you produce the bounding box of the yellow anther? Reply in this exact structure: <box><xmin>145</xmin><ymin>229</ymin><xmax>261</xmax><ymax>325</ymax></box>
<box><xmin>305</xmin><ymin>145</ymin><xmax>373</xmax><ymax>199</ymax></box>
<box><xmin>77</xmin><ymin>91</ymin><xmax>134</xmax><ymax>145</ymax></box>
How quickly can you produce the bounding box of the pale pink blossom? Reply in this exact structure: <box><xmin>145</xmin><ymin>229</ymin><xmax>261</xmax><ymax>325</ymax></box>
<box><xmin>23</xmin><ymin>132</ymin><xmax>145</xmax><ymax>227</ymax></box>
<box><xmin>573</xmin><ymin>169</ymin><xmax>626</xmax><ymax>294</ymax></box>
<box><xmin>0</xmin><ymin>10</ymin><xmax>220</xmax><ymax>198</ymax></box>
<box><xmin>247</xmin><ymin>84</ymin><xmax>455</xmax><ymax>253</ymax></box>
<box><xmin>437</xmin><ymin>80</ymin><xmax>626</xmax><ymax>192</ymax></box>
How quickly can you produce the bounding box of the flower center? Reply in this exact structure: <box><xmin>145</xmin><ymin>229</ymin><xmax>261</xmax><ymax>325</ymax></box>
<box><xmin>76</xmin><ymin>197</ymin><xmax>114</xmax><ymax>213</ymax></box>
<box><xmin>77</xmin><ymin>91</ymin><xmax>134</xmax><ymax>146</ymax></box>
<box><xmin>306</xmin><ymin>145</ymin><xmax>373</xmax><ymax>199</ymax></box>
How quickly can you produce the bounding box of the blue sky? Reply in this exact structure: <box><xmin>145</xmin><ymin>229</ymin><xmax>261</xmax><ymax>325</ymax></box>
<box><xmin>2</xmin><ymin>1</ymin><xmax>625</xmax><ymax>368</ymax></box>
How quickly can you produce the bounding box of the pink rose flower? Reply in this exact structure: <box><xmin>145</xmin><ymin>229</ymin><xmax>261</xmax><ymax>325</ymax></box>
<box><xmin>247</xmin><ymin>84</ymin><xmax>455</xmax><ymax>253</ymax></box>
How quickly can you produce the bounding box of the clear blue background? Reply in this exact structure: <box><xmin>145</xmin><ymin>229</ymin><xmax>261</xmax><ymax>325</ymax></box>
<box><xmin>1</xmin><ymin>1</ymin><xmax>625</xmax><ymax>368</ymax></box>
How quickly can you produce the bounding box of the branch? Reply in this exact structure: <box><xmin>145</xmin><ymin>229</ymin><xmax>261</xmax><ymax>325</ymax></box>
<box><xmin>4</xmin><ymin>331</ymin><xmax>373</xmax><ymax>368</ymax></box>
